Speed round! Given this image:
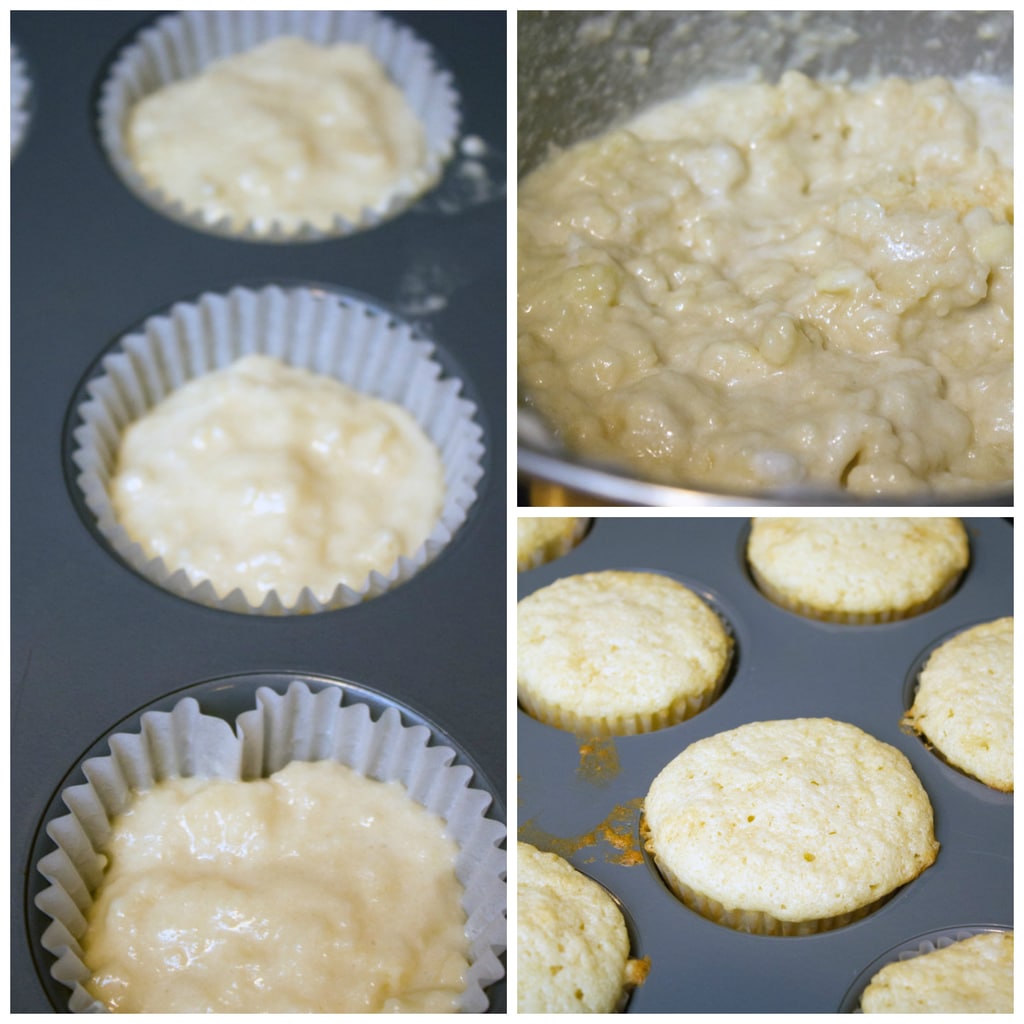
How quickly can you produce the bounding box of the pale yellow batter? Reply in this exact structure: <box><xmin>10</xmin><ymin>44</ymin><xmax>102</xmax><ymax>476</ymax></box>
<box><xmin>82</xmin><ymin>760</ymin><xmax>469</xmax><ymax>1013</ymax></box>
<box><xmin>126</xmin><ymin>36</ymin><xmax>434</xmax><ymax>232</ymax></box>
<box><xmin>519</xmin><ymin>72</ymin><xmax>1012</xmax><ymax>495</ymax></box>
<box><xmin>110</xmin><ymin>354</ymin><xmax>445</xmax><ymax>606</ymax></box>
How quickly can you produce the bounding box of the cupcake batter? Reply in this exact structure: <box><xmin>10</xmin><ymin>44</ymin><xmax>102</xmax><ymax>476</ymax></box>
<box><xmin>110</xmin><ymin>354</ymin><xmax>445</xmax><ymax>606</ymax></box>
<box><xmin>126</xmin><ymin>36</ymin><xmax>434</xmax><ymax>232</ymax></box>
<box><xmin>519</xmin><ymin>72</ymin><xmax>1012</xmax><ymax>495</ymax></box>
<box><xmin>82</xmin><ymin>760</ymin><xmax>469</xmax><ymax>1012</ymax></box>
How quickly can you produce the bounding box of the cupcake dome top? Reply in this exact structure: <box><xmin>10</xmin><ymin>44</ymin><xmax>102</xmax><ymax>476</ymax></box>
<box><xmin>860</xmin><ymin>931</ymin><xmax>1013</xmax><ymax>1013</ymax></box>
<box><xmin>516</xmin><ymin>516</ymin><xmax>588</xmax><ymax>572</ymax></box>
<box><xmin>747</xmin><ymin>517</ymin><xmax>969</xmax><ymax>621</ymax></box>
<box><xmin>644</xmin><ymin>718</ymin><xmax>939</xmax><ymax>928</ymax></box>
<box><xmin>517</xmin><ymin>570</ymin><xmax>732</xmax><ymax>735</ymax></box>
<box><xmin>904</xmin><ymin>617</ymin><xmax>1013</xmax><ymax>791</ymax></box>
<box><xmin>517</xmin><ymin>841</ymin><xmax>632</xmax><ymax>1013</ymax></box>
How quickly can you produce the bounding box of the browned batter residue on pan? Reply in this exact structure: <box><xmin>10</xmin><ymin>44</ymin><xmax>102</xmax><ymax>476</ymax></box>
<box><xmin>518</xmin><ymin>796</ymin><xmax>645</xmax><ymax>867</ymax></box>
<box><xmin>576</xmin><ymin>735</ymin><xmax>621</xmax><ymax>783</ymax></box>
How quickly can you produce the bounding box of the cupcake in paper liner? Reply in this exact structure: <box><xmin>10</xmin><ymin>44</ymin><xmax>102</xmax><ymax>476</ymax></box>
<box><xmin>746</xmin><ymin>518</ymin><xmax>970</xmax><ymax>625</ymax></box>
<box><xmin>33</xmin><ymin>679</ymin><xmax>507</xmax><ymax>1013</ymax></box>
<box><xmin>642</xmin><ymin>719</ymin><xmax>939</xmax><ymax>938</ymax></box>
<box><xmin>842</xmin><ymin>926</ymin><xmax>1013</xmax><ymax>1013</ymax></box>
<box><xmin>98</xmin><ymin>10</ymin><xmax>461</xmax><ymax>241</ymax></box>
<box><xmin>69</xmin><ymin>283</ymin><xmax>485</xmax><ymax>614</ymax></box>
<box><xmin>516</xmin><ymin>516</ymin><xmax>590</xmax><ymax>572</ymax></box>
<box><xmin>517</xmin><ymin>570</ymin><xmax>734</xmax><ymax>737</ymax></box>
<box><xmin>517</xmin><ymin>841</ymin><xmax>646</xmax><ymax>1012</ymax></box>
<box><xmin>902</xmin><ymin>617</ymin><xmax>1013</xmax><ymax>792</ymax></box>
<box><xmin>11</xmin><ymin>43</ymin><xmax>31</xmax><ymax>157</ymax></box>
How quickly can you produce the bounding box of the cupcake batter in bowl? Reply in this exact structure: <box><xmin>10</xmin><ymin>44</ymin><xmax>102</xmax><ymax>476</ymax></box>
<box><xmin>519</xmin><ymin>71</ymin><xmax>1012</xmax><ymax>497</ymax></box>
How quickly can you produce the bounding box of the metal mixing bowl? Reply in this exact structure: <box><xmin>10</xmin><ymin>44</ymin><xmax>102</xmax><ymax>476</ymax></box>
<box><xmin>517</xmin><ymin>11</ymin><xmax>1013</xmax><ymax>506</ymax></box>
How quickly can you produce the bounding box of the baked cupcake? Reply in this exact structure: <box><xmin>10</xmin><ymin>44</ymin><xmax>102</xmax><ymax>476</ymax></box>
<box><xmin>643</xmin><ymin>718</ymin><xmax>939</xmax><ymax>936</ymax></box>
<box><xmin>516</xmin><ymin>516</ymin><xmax>589</xmax><ymax>572</ymax></box>
<box><xmin>518</xmin><ymin>841</ymin><xmax>641</xmax><ymax>1013</ymax></box>
<box><xmin>747</xmin><ymin>517</ymin><xmax>969</xmax><ymax>623</ymax></box>
<box><xmin>860</xmin><ymin>930</ymin><xmax>1013</xmax><ymax>1013</ymax></box>
<box><xmin>517</xmin><ymin>570</ymin><xmax>733</xmax><ymax>736</ymax></box>
<box><xmin>904</xmin><ymin>617</ymin><xmax>1013</xmax><ymax>791</ymax></box>
<box><xmin>68</xmin><ymin>284</ymin><xmax>484</xmax><ymax>614</ymax></box>
<box><xmin>34</xmin><ymin>680</ymin><xmax>506</xmax><ymax>1012</ymax></box>
<box><xmin>98</xmin><ymin>11</ymin><xmax>460</xmax><ymax>241</ymax></box>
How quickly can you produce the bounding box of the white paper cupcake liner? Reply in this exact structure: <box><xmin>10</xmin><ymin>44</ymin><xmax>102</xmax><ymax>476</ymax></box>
<box><xmin>519</xmin><ymin>674</ymin><xmax>726</xmax><ymax>739</ymax></box>
<box><xmin>33</xmin><ymin>679</ymin><xmax>507</xmax><ymax>1013</ymax></box>
<box><xmin>660</xmin><ymin>868</ymin><xmax>887</xmax><ymax>937</ymax></box>
<box><xmin>11</xmin><ymin>43</ymin><xmax>31</xmax><ymax>157</ymax></box>
<box><xmin>98</xmin><ymin>10</ymin><xmax>461</xmax><ymax>241</ymax></box>
<box><xmin>70</xmin><ymin>283</ymin><xmax>485</xmax><ymax>614</ymax></box>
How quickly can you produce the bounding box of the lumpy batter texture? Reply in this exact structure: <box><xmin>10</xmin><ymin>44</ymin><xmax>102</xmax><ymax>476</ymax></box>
<box><xmin>82</xmin><ymin>760</ymin><xmax>469</xmax><ymax>1012</ymax></box>
<box><xmin>518</xmin><ymin>72</ymin><xmax>1012</xmax><ymax>495</ymax></box>
<box><xmin>111</xmin><ymin>354</ymin><xmax>444</xmax><ymax>606</ymax></box>
<box><xmin>127</xmin><ymin>36</ymin><xmax>433</xmax><ymax>232</ymax></box>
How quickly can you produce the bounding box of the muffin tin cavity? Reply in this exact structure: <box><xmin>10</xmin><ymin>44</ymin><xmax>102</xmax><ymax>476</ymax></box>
<box><xmin>838</xmin><ymin>924</ymin><xmax>1013</xmax><ymax>1012</ymax></box>
<box><xmin>29</xmin><ymin>673</ymin><xmax>506</xmax><ymax>1013</ymax></box>
<box><xmin>64</xmin><ymin>283</ymin><xmax>485</xmax><ymax>615</ymax></box>
<box><xmin>97</xmin><ymin>10</ymin><xmax>461</xmax><ymax>242</ymax></box>
<box><xmin>742</xmin><ymin>519</ymin><xmax>970</xmax><ymax>625</ymax></box>
<box><xmin>517</xmin><ymin>568</ymin><xmax>738</xmax><ymax>736</ymax></box>
<box><xmin>901</xmin><ymin>622</ymin><xmax>1015</xmax><ymax>796</ymax></box>
<box><xmin>518</xmin><ymin>517</ymin><xmax>1011</xmax><ymax>1012</ymax></box>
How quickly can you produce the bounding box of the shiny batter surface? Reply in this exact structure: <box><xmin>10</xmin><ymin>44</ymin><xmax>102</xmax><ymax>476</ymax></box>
<box><xmin>82</xmin><ymin>760</ymin><xmax>469</xmax><ymax>1012</ymax></box>
<box><xmin>110</xmin><ymin>355</ymin><xmax>444</xmax><ymax>606</ymax></box>
<box><xmin>127</xmin><ymin>36</ymin><xmax>433</xmax><ymax>232</ymax></box>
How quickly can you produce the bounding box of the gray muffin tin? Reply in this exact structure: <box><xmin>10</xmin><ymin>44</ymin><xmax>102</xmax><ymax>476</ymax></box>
<box><xmin>517</xmin><ymin>517</ymin><xmax>1012</xmax><ymax>1013</ymax></box>
<box><xmin>12</xmin><ymin>11</ymin><xmax>506</xmax><ymax>1012</ymax></box>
